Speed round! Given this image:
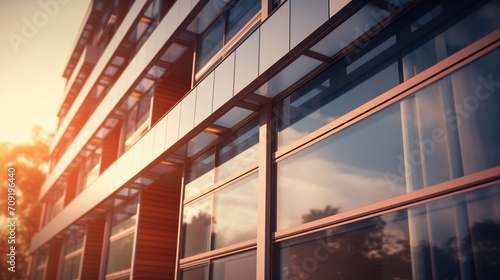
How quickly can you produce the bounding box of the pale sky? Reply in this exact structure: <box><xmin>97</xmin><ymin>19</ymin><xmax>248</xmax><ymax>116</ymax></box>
<box><xmin>0</xmin><ymin>0</ymin><xmax>91</xmax><ymax>144</ymax></box>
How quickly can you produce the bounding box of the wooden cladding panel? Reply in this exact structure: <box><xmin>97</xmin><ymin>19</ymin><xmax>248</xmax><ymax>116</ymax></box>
<box><xmin>45</xmin><ymin>239</ymin><xmax>62</xmax><ymax>280</ymax></box>
<box><xmin>63</xmin><ymin>169</ymin><xmax>79</xmax><ymax>206</ymax></box>
<box><xmin>80</xmin><ymin>217</ymin><xmax>106</xmax><ymax>279</ymax></box>
<box><xmin>101</xmin><ymin>123</ymin><xmax>121</xmax><ymax>173</ymax></box>
<box><xmin>152</xmin><ymin>76</ymin><xmax>190</xmax><ymax>125</ymax></box>
<box><xmin>134</xmin><ymin>183</ymin><xmax>181</xmax><ymax>279</ymax></box>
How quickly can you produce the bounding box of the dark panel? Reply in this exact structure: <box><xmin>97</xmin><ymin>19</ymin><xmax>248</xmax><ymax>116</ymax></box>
<box><xmin>133</xmin><ymin>175</ymin><xmax>182</xmax><ymax>279</ymax></box>
<box><xmin>80</xmin><ymin>217</ymin><xmax>106</xmax><ymax>279</ymax></box>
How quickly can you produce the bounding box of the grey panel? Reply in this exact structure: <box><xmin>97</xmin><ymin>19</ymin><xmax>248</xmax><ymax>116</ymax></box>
<box><xmin>290</xmin><ymin>0</ymin><xmax>329</xmax><ymax>48</ymax></box>
<box><xmin>165</xmin><ymin>105</ymin><xmax>181</xmax><ymax>148</ymax></box>
<box><xmin>179</xmin><ymin>91</ymin><xmax>197</xmax><ymax>138</ymax></box>
<box><xmin>153</xmin><ymin>117</ymin><xmax>168</xmax><ymax>159</ymax></box>
<box><xmin>234</xmin><ymin>29</ymin><xmax>260</xmax><ymax>94</ymax></box>
<box><xmin>212</xmin><ymin>53</ymin><xmax>235</xmax><ymax>112</ymax></box>
<box><xmin>259</xmin><ymin>1</ymin><xmax>290</xmax><ymax>74</ymax></box>
<box><xmin>195</xmin><ymin>73</ymin><xmax>214</xmax><ymax>126</ymax></box>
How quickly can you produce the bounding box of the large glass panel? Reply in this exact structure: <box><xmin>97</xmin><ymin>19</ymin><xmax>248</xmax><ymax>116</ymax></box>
<box><xmin>182</xmin><ymin>173</ymin><xmax>258</xmax><ymax>257</ymax></box>
<box><xmin>185</xmin><ymin>148</ymin><xmax>216</xmax><ymax>199</ymax></box>
<box><xmin>137</xmin><ymin>90</ymin><xmax>152</xmax><ymax>128</ymax></box>
<box><xmin>185</xmin><ymin>117</ymin><xmax>259</xmax><ymax>199</ymax></box>
<box><xmin>106</xmin><ymin>233</ymin><xmax>134</xmax><ymax>274</ymax></box>
<box><xmin>278</xmin><ymin>184</ymin><xmax>500</xmax><ymax>280</ymax></box>
<box><xmin>64</xmin><ymin>235</ymin><xmax>84</xmax><ymax>255</ymax></box>
<box><xmin>278</xmin><ymin>103</ymin><xmax>405</xmax><ymax>230</ymax></box>
<box><xmin>277</xmin><ymin>48</ymin><xmax>500</xmax><ymax>229</ymax></box>
<box><xmin>217</xmin><ymin>118</ymin><xmax>259</xmax><ymax>181</ymax></box>
<box><xmin>212</xmin><ymin>250</ymin><xmax>256</xmax><ymax>280</ymax></box>
<box><xmin>62</xmin><ymin>254</ymin><xmax>81</xmax><ymax>280</ymax></box>
<box><xmin>213</xmin><ymin>173</ymin><xmax>258</xmax><ymax>249</ymax></box>
<box><xmin>291</xmin><ymin>0</ymin><xmax>499</xmax><ymax>150</ymax></box>
<box><xmin>181</xmin><ymin>264</ymin><xmax>209</xmax><ymax>280</ymax></box>
<box><xmin>277</xmin><ymin>58</ymin><xmax>399</xmax><ymax>148</ymax></box>
<box><xmin>226</xmin><ymin>0</ymin><xmax>260</xmax><ymax>42</ymax></box>
<box><xmin>196</xmin><ymin>16</ymin><xmax>224</xmax><ymax>72</ymax></box>
<box><xmin>34</xmin><ymin>269</ymin><xmax>45</xmax><ymax>280</ymax></box>
<box><xmin>182</xmin><ymin>196</ymin><xmax>213</xmax><ymax>258</ymax></box>
<box><xmin>401</xmin><ymin>48</ymin><xmax>500</xmax><ymax>190</ymax></box>
<box><xmin>110</xmin><ymin>199</ymin><xmax>138</xmax><ymax>236</ymax></box>
<box><xmin>403</xmin><ymin>0</ymin><xmax>500</xmax><ymax>80</ymax></box>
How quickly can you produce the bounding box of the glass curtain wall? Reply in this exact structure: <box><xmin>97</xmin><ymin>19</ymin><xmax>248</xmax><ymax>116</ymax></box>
<box><xmin>274</xmin><ymin>0</ymin><xmax>500</xmax><ymax>279</ymax></box>
<box><xmin>61</xmin><ymin>234</ymin><xmax>84</xmax><ymax>280</ymax></box>
<box><xmin>179</xmin><ymin>118</ymin><xmax>260</xmax><ymax>279</ymax></box>
<box><xmin>176</xmin><ymin>0</ymin><xmax>499</xmax><ymax>279</ymax></box>
<box><xmin>104</xmin><ymin>197</ymin><xmax>139</xmax><ymax>279</ymax></box>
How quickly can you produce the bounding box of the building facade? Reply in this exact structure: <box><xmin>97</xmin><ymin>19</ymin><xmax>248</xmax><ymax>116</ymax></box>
<box><xmin>29</xmin><ymin>0</ymin><xmax>500</xmax><ymax>279</ymax></box>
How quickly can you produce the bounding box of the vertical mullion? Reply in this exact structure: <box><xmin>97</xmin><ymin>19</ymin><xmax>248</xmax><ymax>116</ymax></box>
<box><xmin>257</xmin><ymin>102</ymin><xmax>272</xmax><ymax>280</ymax></box>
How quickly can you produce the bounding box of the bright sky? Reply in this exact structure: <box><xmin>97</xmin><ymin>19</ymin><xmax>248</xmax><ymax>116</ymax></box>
<box><xmin>0</xmin><ymin>0</ymin><xmax>91</xmax><ymax>144</ymax></box>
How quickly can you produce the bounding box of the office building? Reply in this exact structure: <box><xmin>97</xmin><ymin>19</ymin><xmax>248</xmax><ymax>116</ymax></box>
<box><xmin>29</xmin><ymin>0</ymin><xmax>500</xmax><ymax>279</ymax></box>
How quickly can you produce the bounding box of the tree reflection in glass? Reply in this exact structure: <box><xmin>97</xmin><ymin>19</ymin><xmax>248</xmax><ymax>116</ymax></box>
<box><xmin>278</xmin><ymin>184</ymin><xmax>500</xmax><ymax>280</ymax></box>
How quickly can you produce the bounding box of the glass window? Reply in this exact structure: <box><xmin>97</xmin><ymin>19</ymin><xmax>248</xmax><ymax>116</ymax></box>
<box><xmin>110</xmin><ymin>199</ymin><xmax>138</xmax><ymax>235</ymax></box>
<box><xmin>185</xmin><ymin>118</ymin><xmax>259</xmax><ymax>199</ymax></box>
<box><xmin>212</xmin><ymin>250</ymin><xmax>256</xmax><ymax>280</ymax></box>
<box><xmin>34</xmin><ymin>250</ymin><xmax>47</xmax><ymax>280</ymax></box>
<box><xmin>182</xmin><ymin>173</ymin><xmax>258</xmax><ymax>257</ymax></box>
<box><xmin>182</xmin><ymin>196</ymin><xmax>213</xmax><ymax>258</ymax></box>
<box><xmin>277</xmin><ymin>47</ymin><xmax>500</xmax><ymax>229</ymax></box>
<box><xmin>217</xmin><ymin>118</ymin><xmax>259</xmax><ymax>181</ymax></box>
<box><xmin>106</xmin><ymin>233</ymin><xmax>135</xmax><ymax>274</ymax></box>
<box><xmin>106</xmin><ymin>198</ymin><xmax>138</xmax><ymax>277</ymax></box>
<box><xmin>61</xmin><ymin>254</ymin><xmax>82</xmax><ymax>280</ymax></box>
<box><xmin>403</xmin><ymin>0</ymin><xmax>500</xmax><ymax>80</ymax></box>
<box><xmin>124</xmin><ymin>90</ymin><xmax>153</xmax><ymax>150</ymax></box>
<box><xmin>277</xmin><ymin>102</ymin><xmax>405</xmax><ymax>230</ymax></box>
<box><xmin>64</xmin><ymin>235</ymin><xmax>84</xmax><ymax>255</ymax></box>
<box><xmin>213</xmin><ymin>173</ymin><xmax>258</xmax><ymax>249</ymax></box>
<box><xmin>196</xmin><ymin>0</ymin><xmax>261</xmax><ymax>73</ymax></box>
<box><xmin>34</xmin><ymin>269</ymin><xmax>45</xmax><ymax>280</ymax></box>
<box><xmin>81</xmin><ymin>146</ymin><xmax>102</xmax><ymax>190</ymax></box>
<box><xmin>226</xmin><ymin>0</ymin><xmax>260</xmax><ymax>42</ymax></box>
<box><xmin>180</xmin><ymin>250</ymin><xmax>256</xmax><ymax>280</ymax></box>
<box><xmin>278</xmin><ymin>184</ymin><xmax>500</xmax><ymax>280</ymax></box>
<box><xmin>185</xmin><ymin>148</ymin><xmax>216</xmax><ymax>199</ymax></box>
<box><xmin>277</xmin><ymin>59</ymin><xmax>400</xmax><ymax>148</ymax></box>
<box><xmin>181</xmin><ymin>264</ymin><xmax>209</xmax><ymax>280</ymax></box>
<box><xmin>283</xmin><ymin>0</ymin><xmax>500</xmax><ymax>150</ymax></box>
<box><xmin>197</xmin><ymin>17</ymin><xmax>225</xmax><ymax>72</ymax></box>
<box><xmin>61</xmin><ymin>234</ymin><xmax>84</xmax><ymax>280</ymax></box>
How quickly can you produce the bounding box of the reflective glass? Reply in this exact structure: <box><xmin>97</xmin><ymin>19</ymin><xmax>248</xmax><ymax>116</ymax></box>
<box><xmin>197</xmin><ymin>16</ymin><xmax>224</xmax><ymax>71</ymax></box>
<box><xmin>187</xmin><ymin>132</ymin><xmax>218</xmax><ymax>157</ymax></box>
<box><xmin>182</xmin><ymin>196</ymin><xmax>213</xmax><ymax>258</ymax></box>
<box><xmin>185</xmin><ymin>148</ymin><xmax>216</xmax><ymax>199</ymax></box>
<box><xmin>226</xmin><ymin>0</ymin><xmax>260</xmax><ymax>42</ymax></box>
<box><xmin>62</xmin><ymin>254</ymin><xmax>81</xmax><ymax>280</ymax></box>
<box><xmin>111</xmin><ymin>198</ymin><xmax>138</xmax><ymax>235</ymax></box>
<box><xmin>278</xmin><ymin>48</ymin><xmax>500</xmax><ymax>229</ymax></box>
<box><xmin>278</xmin><ymin>102</ymin><xmax>405</xmax><ymax>229</ymax></box>
<box><xmin>277</xmin><ymin>58</ymin><xmax>399</xmax><ymax>148</ymax></box>
<box><xmin>212</xmin><ymin>250</ymin><xmax>256</xmax><ymax>280</ymax></box>
<box><xmin>217</xmin><ymin>118</ymin><xmax>259</xmax><ymax>181</ymax></box>
<box><xmin>106</xmin><ymin>233</ymin><xmax>134</xmax><ymax>274</ymax></box>
<box><xmin>137</xmin><ymin>91</ymin><xmax>152</xmax><ymax>128</ymax></box>
<box><xmin>182</xmin><ymin>173</ymin><xmax>258</xmax><ymax>257</ymax></box>
<box><xmin>278</xmin><ymin>184</ymin><xmax>500</xmax><ymax>280</ymax></box>
<box><xmin>214</xmin><ymin>173</ymin><xmax>258</xmax><ymax>249</ymax></box>
<box><xmin>34</xmin><ymin>269</ymin><xmax>45</xmax><ymax>280</ymax></box>
<box><xmin>403</xmin><ymin>0</ymin><xmax>500</xmax><ymax>80</ymax></box>
<box><xmin>64</xmin><ymin>235</ymin><xmax>84</xmax><ymax>254</ymax></box>
<box><xmin>181</xmin><ymin>264</ymin><xmax>209</xmax><ymax>280</ymax></box>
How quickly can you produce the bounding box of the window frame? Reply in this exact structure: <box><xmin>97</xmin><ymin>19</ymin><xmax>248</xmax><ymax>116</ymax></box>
<box><xmin>194</xmin><ymin>0</ymin><xmax>262</xmax><ymax>81</ymax></box>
